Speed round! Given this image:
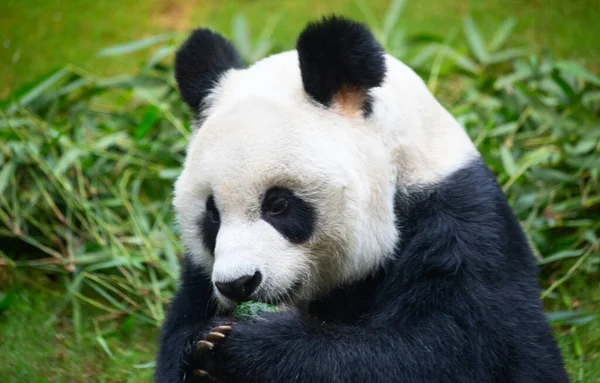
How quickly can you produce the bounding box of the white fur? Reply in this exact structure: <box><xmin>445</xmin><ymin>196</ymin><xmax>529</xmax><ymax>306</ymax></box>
<box><xmin>173</xmin><ymin>51</ymin><xmax>478</xmax><ymax>307</ymax></box>
<box><xmin>370</xmin><ymin>56</ymin><xmax>478</xmax><ymax>187</ymax></box>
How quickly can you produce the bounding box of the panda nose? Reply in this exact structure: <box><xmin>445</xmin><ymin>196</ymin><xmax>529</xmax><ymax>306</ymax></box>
<box><xmin>215</xmin><ymin>271</ymin><xmax>262</xmax><ymax>302</ymax></box>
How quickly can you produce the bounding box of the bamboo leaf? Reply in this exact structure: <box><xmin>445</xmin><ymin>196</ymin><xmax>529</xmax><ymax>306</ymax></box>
<box><xmin>382</xmin><ymin>0</ymin><xmax>407</xmax><ymax>43</ymax></box>
<box><xmin>97</xmin><ymin>34</ymin><xmax>174</xmax><ymax>57</ymax></box>
<box><xmin>0</xmin><ymin>161</ymin><xmax>15</xmax><ymax>195</ymax></box>
<box><xmin>463</xmin><ymin>16</ymin><xmax>489</xmax><ymax>64</ymax></box>
<box><xmin>555</xmin><ymin>61</ymin><xmax>600</xmax><ymax>85</ymax></box>
<box><xmin>489</xmin><ymin>18</ymin><xmax>517</xmax><ymax>52</ymax></box>
<box><xmin>12</xmin><ymin>68</ymin><xmax>71</xmax><ymax>110</ymax></box>
<box><xmin>500</xmin><ymin>145</ymin><xmax>518</xmax><ymax>176</ymax></box>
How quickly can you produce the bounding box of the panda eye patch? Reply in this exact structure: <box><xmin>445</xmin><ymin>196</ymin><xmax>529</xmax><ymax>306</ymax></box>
<box><xmin>200</xmin><ymin>195</ymin><xmax>220</xmax><ymax>253</ymax></box>
<box><xmin>261</xmin><ymin>187</ymin><xmax>315</xmax><ymax>243</ymax></box>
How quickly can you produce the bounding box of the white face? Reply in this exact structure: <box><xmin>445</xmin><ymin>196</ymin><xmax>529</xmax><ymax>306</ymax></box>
<box><xmin>173</xmin><ymin>51</ymin><xmax>477</xmax><ymax>308</ymax></box>
<box><xmin>173</xmin><ymin>53</ymin><xmax>399</xmax><ymax>308</ymax></box>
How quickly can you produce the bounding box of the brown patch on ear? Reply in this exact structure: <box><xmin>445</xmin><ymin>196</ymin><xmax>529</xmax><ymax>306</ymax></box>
<box><xmin>332</xmin><ymin>87</ymin><xmax>367</xmax><ymax>117</ymax></box>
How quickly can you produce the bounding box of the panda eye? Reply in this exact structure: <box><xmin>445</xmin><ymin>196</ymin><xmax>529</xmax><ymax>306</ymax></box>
<box><xmin>264</xmin><ymin>196</ymin><xmax>289</xmax><ymax>216</ymax></box>
<box><xmin>205</xmin><ymin>196</ymin><xmax>220</xmax><ymax>223</ymax></box>
<box><xmin>207</xmin><ymin>209</ymin><xmax>219</xmax><ymax>224</ymax></box>
<box><xmin>201</xmin><ymin>195</ymin><xmax>221</xmax><ymax>254</ymax></box>
<box><xmin>261</xmin><ymin>187</ymin><xmax>315</xmax><ymax>243</ymax></box>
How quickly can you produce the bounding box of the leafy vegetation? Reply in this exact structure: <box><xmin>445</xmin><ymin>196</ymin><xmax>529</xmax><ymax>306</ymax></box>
<box><xmin>2</xmin><ymin>0</ymin><xmax>599</xmax><ymax>99</ymax></box>
<box><xmin>1</xmin><ymin>1</ymin><xmax>599</xmax><ymax>381</ymax></box>
<box><xmin>234</xmin><ymin>301</ymin><xmax>278</xmax><ymax>319</ymax></box>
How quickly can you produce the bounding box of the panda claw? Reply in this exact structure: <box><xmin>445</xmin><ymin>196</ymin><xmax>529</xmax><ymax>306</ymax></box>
<box><xmin>193</xmin><ymin>369</ymin><xmax>211</xmax><ymax>378</ymax></box>
<box><xmin>196</xmin><ymin>340</ymin><xmax>214</xmax><ymax>350</ymax></box>
<box><xmin>189</xmin><ymin>324</ymin><xmax>232</xmax><ymax>379</ymax></box>
<box><xmin>207</xmin><ymin>331</ymin><xmax>226</xmax><ymax>342</ymax></box>
<box><xmin>213</xmin><ymin>325</ymin><xmax>232</xmax><ymax>333</ymax></box>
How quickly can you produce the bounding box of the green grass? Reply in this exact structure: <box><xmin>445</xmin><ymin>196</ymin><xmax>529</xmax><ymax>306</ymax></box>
<box><xmin>0</xmin><ymin>278</ymin><xmax>157</xmax><ymax>382</ymax></box>
<box><xmin>1</xmin><ymin>1</ymin><xmax>599</xmax><ymax>381</ymax></box>
<box><xmin>1</xmin><ymin>0</ymin><xmax>599</xmax><ymax>98</ymax></box>
<box><xmin>548</xmin><ymin>276</ymin><xmax>600</xmax><ymax>382</ymax></box>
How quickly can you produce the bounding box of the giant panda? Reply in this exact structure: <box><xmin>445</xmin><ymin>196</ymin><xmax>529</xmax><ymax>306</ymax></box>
<box><xmin>155</xmin><ymin>16</ymin><xmax>568</xmax><ymax>383</ymax></box>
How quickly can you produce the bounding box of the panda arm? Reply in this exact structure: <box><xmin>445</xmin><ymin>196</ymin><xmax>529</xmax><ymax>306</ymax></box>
<box><xmin>213</xmin><ymin>306</ymin><xmax>479</xmax><ymax>383</ymax></box>
<box><xmin>155</xmin><ymin>258</ymin><xmax>218</xmax><ymax>383</ymax></box>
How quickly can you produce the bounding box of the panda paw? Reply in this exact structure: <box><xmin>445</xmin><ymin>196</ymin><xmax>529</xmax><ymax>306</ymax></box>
<box><xmin>186</xmin><ymin>323</ymin><xmax>233</xmax><ymax>382</ymax></box>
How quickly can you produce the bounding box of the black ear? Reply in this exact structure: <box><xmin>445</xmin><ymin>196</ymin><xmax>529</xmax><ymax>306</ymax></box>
<box><xmin>175</xmin><ymin>29</ymin><xmax>244</xmax><ymax>113</ymax></box>
<box><xmin>296</xmin><ymin>16</ymin><xmax>386</xmax><ymax>113</ymax></box>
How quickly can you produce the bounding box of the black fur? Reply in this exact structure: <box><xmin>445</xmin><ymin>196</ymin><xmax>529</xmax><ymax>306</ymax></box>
<box><xmin>175</xmin><ymin>29</ymin><xmax>244</xmax><ymax>113</ymax></box>
<box><xmin>199</xmin><ymin>195</ymin><xmax>220</xmax><ymax>254</ymax></box>
<box><xmin>261</xmin><ymin>187</ymin><xmax>315</xmax><ymax>244</ymax></box>
<box><xmin>155</xmin><ymin>257</ymin><xmax>218</xmax><ymax>383</ymax></box>
<box><xmin>296</xmin><ymin>16</ymin><xmax>386</xmax><ymax>112</ymax></box>
<box><xmin>156</xmin><ymin>158</ymin><xmax>568</xmax><ymax>382</ymax></box>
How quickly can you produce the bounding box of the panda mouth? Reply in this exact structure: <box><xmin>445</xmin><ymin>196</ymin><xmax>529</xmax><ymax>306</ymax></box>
<box><xmin>255</xmin><ymin>279</ymin><xmax>303</xmax><ymax>306</ymax></box>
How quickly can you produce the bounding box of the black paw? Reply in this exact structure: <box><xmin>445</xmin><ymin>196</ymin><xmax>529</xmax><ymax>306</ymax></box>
<box><xmin>185</xmin><ymin>324</ymin><xmax>233</xmax><ymax>382</ymax></box>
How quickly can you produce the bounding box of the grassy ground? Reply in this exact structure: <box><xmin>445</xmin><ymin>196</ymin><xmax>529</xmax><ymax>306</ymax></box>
<box><xmin>1</xmin><ymin>1</ymin><xmax>599</xmax><ymax>382</ymax></box>
<box><xmin>0</xmin><ymin>278</ymin><xmax>157</xmax><ymax>382</ymax></box>
<box><xmin>1</xmin><ymin>0</ymin><xmax>599</xmax><ymax>99</ymax></box>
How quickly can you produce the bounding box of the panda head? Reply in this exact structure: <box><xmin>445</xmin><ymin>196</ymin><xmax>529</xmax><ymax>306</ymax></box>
<box><xmin>173</xmin><ymin>17</ymin><xmax>477</xmax><ymax>308</ymax></box>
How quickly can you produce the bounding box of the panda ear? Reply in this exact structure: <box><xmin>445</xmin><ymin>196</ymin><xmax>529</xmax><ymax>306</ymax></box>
<box><xmin>175</xmin><ymin>28</ymin><xmax>245</xmax><ymax>113</ymax></box>
<box><xmin>296</xmin><ymin>16</ymin><xmax>386</xmax><ymax>115</ymax></box>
